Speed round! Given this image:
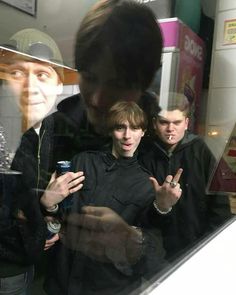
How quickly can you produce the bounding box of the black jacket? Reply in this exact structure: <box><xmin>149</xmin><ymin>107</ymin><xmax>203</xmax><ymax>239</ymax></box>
<box><xmin>11</xmin><ymin>91</ymin><xmax>158</xmax><ymax>193</ymax></box>
<box><xmin>44</xmin><ymin>151</ymin><xmax>166</xmax><ymax>295</ymax></box>
<box><xmin>0</xmin><ymin>173</ymin><xmax>46</xmax><ymax>277</ymax></box>
<box><xmin>3</xmin><ymin>92</ymin><xmax>158</xmax><ymax>278</ymax></box>
<box><xmin>139</xmin><ymin>132</ymin><xmax>232</xmax><ymax>261</ymax></box>
<box><xmin>11</xmin><ymin>94</ymin><xmax>110</xmax><ymax>192</ymax></box>
<box><xmin>0</xmin><ymin>94</ymin><xmax>87</xmax><ymax>276</ymax></box>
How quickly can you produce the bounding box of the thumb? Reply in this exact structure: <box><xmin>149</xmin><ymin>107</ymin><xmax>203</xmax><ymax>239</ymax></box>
<box><xmin>149</xmin><ymin>177</ymin><xmax>160</xmax><ymax>191</ymax></box>
<box><xmin>49</xmin><ymin>171</ymin><xmax>57</xmax><ymax>183</ymax></box>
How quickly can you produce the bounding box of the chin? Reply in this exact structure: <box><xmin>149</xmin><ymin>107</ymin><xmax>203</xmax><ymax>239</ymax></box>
<box><xmin>123</xmin><ymin>151</ymin><xmax>133</xmax><ymax>157</ymax></box>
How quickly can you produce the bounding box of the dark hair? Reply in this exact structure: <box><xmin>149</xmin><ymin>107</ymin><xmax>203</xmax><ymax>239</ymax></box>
<box><xmin>140</xmin><ymin>91</ymin><xmax>160</xmax><ymax>136</ymax></box>
<box><xmin>107</xmin><ymin>101</ymin><xmax>147</xmax><ymax>132</ymax></box>
<box><xmin>75</xmin><ymin>0</ymin><xmax>163</xmax><ymax>91</ymax></box>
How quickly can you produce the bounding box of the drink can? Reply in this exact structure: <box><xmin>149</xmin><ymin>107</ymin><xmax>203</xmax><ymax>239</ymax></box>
<box><xmin>46</xmin><ymin>220</ymin><xmax>61</xmax><ymax>239</ymax></box>
<box><xmin>56</xmin><ymin>161</ymin><xmax>71</xmax><ymax>177</ymax></box>
<box><xmin>56</xmin><ymin>160</ymin><xmax>73</xmax><ymax>209</ymax></box>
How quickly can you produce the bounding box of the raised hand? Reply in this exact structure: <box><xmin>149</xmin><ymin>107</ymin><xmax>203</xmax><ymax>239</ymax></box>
<box><xmin>150</xmin><ymin>168</ymin><xmax>183</xmax><ymax>212</ymax></box>
<box><xmin>40</xmin><ymin>171</ymin><xmax>85</xmax><ymax>209</ymax></box>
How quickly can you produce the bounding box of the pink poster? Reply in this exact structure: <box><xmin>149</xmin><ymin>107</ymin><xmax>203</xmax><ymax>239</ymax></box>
<box><xmin>159</xmin><ymin>18</ymin><xmax>205</xmax><ymax>132</ymax></box>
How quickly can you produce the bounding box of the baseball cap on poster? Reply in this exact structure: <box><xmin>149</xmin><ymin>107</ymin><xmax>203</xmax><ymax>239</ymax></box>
<box><xmin>0</xmin><ymin>28</ymin><xmax>78</xmax><ymax>85</ymax></box>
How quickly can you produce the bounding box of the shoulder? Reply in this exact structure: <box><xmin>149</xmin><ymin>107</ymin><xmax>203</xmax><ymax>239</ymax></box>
<box><xmin>73</xmin><ymin>150</ymin><xmax>102</xmax><ymax>159</ymax></box>
<box><xmin>42</xmin><ymin>94</ymin><xmax>86</xmax><ymax>133</ymax></box>
<box><xmin>72</xmin><ymin>151</ymin><xmax>103</xmax><ymax>164</ymax></box>
<box><xmin>183</xmin><ymin>132</ymin><xmax>209</xmax><ymax>150</ymax></box>
<box><xmin>138</xmin><ymin>164</ymin><xmax>153</xmax><ymax>177</ymax></box>
<box><xmin>138</xmin><ymin>143</ymin><xmax>157</xmax><ymax>169</ymax></box>
<box><xmin>189</xmin><ymin>134</ymin><xmax>212</xmax><ymax>152</ymax></box>
<box><xmin>57</xmin><ymin>93</ymin><xmax>83</xmax><ymax>112</ymax></box>
<box><xmin>184</xmin><ymin>133</ymin><xmax>215</xmax><ymax>161</ymax></box>
<box><xmin>45</xmin><ymin>94</ymin><xmax>86</xmax><ymax>127</ymax></box>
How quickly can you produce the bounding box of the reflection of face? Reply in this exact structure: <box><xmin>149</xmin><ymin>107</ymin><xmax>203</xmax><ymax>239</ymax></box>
<box><xmin>111</xmin><ymin>121</ymin><xmax>144</xmax><ymax>158</ymax></box>
<box><xmin>153</xmin><ymin>110</ymin><xmax>189</xmax><ymax>151</ymax></box>
<box><xmin>6</xmin><ymin>61</ymin><xmax>62</xmax><ymax>129</ymax></box>
<box><xmin>78</xmin><ymin>52</ymin><xmax>141</xmax><ymax>134</ymax></box>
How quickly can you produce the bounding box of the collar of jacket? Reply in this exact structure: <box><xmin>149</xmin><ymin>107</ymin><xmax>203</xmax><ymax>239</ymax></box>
<box><xmin>154</xmin><ymin>131</ymin><xmax>199</xmax><ymax>156</ymax></box>
<box><xmin>57</xmin><ymin>93</ymin><xmax>87</xmax><ymax>127</ymax></box>
<box><xmin>102</xmin><ymin>151</ymin><xmax>138</xmax><ymax>171</ymax></box>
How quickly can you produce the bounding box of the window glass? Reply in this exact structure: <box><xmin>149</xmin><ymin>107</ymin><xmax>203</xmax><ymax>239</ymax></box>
<box><xmin>0</xmin><ymin>1</ymin><xmax>234</xmax><ymax>295</ymax></box>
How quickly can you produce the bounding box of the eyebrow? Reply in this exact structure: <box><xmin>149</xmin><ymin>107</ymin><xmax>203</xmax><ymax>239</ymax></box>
<box><xmin>158</xmin><ymin>117</ymin><xmax>183</xmax><ymax>124</ymax></box>
<box><xmin>114</xmin><ymin>123</ymin><xmax>127</xmax><ymax>128</ymax></box>
<box><xmin>7</xmin><ymin>61</ymin><xmax>55</xmax><ymax>71</ymax></box>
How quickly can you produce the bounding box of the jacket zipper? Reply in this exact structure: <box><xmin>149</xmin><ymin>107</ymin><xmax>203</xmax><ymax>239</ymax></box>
<box><xmin>36</xmin><ymin>129</ymin><xmax>45</xmax><ymax>198</ymax></box>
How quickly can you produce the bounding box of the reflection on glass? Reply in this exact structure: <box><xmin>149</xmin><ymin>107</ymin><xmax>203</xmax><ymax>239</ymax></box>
<box><xmin>1</xmin><ymin>28</ymin><xmax>64</xmax><ymax>132</ymax></box>
<box><xmin>207</xmin><ymin>123</ymin><xmax>236</xmax><ymax>194</ymax></box>
<box><xmin>0</xmin><ymin>0</ymin><xmax>235</xmax><ymax>294</ymax></box>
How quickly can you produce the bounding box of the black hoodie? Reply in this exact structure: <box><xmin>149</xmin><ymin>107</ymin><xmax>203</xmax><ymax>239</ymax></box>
<box><xmin>139</xmin><ymin>131</ymin><xmax>232</xmax><ymax>261</ymax></box>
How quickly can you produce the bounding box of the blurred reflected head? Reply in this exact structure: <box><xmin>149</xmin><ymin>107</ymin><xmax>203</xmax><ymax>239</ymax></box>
<box><xmin>74</xmin><ymin>0</ymin><xmax>163</xmax><ymax>132</ymax></box>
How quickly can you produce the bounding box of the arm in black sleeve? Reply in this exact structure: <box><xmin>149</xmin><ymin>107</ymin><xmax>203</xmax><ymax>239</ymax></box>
<box><xmin>0</xmin><ymin>175</ymin><xmax>46</xmax><ymax>265</ymax></box>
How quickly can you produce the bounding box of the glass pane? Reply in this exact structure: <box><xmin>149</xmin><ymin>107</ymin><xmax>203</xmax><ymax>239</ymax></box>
<box><xmin>0</xmin><ymin>1</ymin><xmax>234</xmax><ymax>294</ymax></box>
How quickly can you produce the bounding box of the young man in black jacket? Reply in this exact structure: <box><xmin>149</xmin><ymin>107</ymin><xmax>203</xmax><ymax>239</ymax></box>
<box><xmin>0</xmin><ymin>28</ymin><xmax>73</xmax><ymax>294</ymax></box>
<box><xmin>41</xmin><ymin>101</ymin><xmax>167</xmax><ymax>295</ymax></box>
<box><xmin>140</xmin><ymin>93</ymin><xmax>232</xmax><ymax>262</ymax></box>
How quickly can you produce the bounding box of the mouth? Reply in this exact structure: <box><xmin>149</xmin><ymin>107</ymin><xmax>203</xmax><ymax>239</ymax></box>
<box><xmin>21</xmin><ymin>101</ymin><xmax>45</xmax><ymax>106</ymax></box>
<box><xmin>21</xmin><ymin>93</ymin><xmax>45</xmax><ymax>106</ymax></box>
<box><xmin>121</xmin><ymin>143</ymin><xmax>132</xmax><ymax>149</ymax></box>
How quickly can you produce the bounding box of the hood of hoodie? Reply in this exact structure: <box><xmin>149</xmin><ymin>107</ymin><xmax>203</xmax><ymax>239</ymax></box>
<box><xmin>57</xmin><ymin>93</ymin><xmax>87</xmax><ymax>128</ymax></box>
<box><xmin>153</xmin><ymin>131</ymin><xmax>200</xmax><ymax>158</ymax></box>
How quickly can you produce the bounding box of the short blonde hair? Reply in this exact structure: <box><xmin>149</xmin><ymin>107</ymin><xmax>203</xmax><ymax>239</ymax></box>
<box><xmin>152</xmin><ymin>92</ymin><xmax>190</xmax><ymax>119</ymax></box>
<box><xmin>107</xmin><ymin>101</ymin><xmax>147</xmax><ymax>132</ymax></box>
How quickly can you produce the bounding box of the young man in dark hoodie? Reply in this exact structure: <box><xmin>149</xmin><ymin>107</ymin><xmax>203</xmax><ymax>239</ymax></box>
<box><xmin>41</xmin><ymin>101</ymin><xmax>168</xmax><ymax>295</ymax></box>
<box><xmin>0</xmin><ymin>29</ymin><xmax>80</xmax><ymax>294</ymax></box>
<box><xmin>140</xmin><ymin>92</ymin><xmax>232</xmax><ymax>262</ymax></box>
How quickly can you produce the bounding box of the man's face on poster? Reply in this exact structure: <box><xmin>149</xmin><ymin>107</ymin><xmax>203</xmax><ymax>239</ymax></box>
<box><xmin>5</xmin><ymin>59</ymin><xmax>62</xmax><ymax>129</ymax></box>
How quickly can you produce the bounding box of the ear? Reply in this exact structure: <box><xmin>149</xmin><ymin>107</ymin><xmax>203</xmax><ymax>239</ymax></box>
<box><xmin>141</xmin><ymin>130</ymin><xmax>145</xmax><ymax>137</ymax></box>
<box><xmin>185</xmin><ymin>117</ymin><xmax>189</xmax><ymax>130</ymax></box>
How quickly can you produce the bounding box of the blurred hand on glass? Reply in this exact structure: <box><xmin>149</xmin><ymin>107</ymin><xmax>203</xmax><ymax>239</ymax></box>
<box><xmin>60</xmin><ymin>206</ymin><xmax>143</xmax><ymax>265</ymax></box>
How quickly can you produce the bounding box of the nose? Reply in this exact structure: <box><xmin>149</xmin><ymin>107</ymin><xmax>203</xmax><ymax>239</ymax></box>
<box><xmin>167</xmin><ymin>122</ymin><xmax>174</xmax><ymax>131</ymax></box>
<box><xmin>124</xmin><ymin>127</ymin><xmax>131</xmax><ymax>138</ymax></box>
<box><xmin>23</xmin><ymin>73</ymin><xmax>38</xmax><ymax>88</ymax></box>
